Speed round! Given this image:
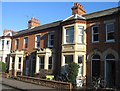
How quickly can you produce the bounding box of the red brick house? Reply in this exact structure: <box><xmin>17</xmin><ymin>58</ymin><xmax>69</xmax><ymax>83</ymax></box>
<box><xmin>7</xmin><ymin>3</ymin><xmax>120</xmax><ymax>88</ymax></box>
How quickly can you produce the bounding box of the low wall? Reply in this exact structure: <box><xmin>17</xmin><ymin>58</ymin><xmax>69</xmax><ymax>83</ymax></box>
<box><xmin>0</xmin><ymin>72</ymin><xmax>8</xmax><ymax>78</ymax></box>
<box><xmin>17</xmin><ymin>75</ymin><xmax>72</xmax><ymax>90</ymax></box>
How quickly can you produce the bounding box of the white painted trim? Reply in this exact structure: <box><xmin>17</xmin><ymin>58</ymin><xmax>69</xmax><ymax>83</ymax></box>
<box><xmin>92</xmin><ymin>25</ymin><xmax>99</xmax><ymax>43</ymax></box>
<box><xmin>48</xmin><ymin>32</ymin><xmax>54</xmax><ymax>48</ymax></box>
<box><xmin>105</xmin><ymin>22</ymin><xmax>115</xmax><ymax>42</ymax></box>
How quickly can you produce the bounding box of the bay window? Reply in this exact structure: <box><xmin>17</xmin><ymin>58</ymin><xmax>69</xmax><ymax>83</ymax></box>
<box><xmin>65</xmin><ymin>27</ymin><xmax>74</xmax><ymax>44</ymax></box>
<box><xmin>78</xmin><ymin>26</ymin><xmax>84</xmax><ymax>43</ymax></box>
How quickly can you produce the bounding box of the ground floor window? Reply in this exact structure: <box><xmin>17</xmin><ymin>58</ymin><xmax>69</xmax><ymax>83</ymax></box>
<box><xmin>65</xmin><ymin>55</ymin><xmax>73</xmax><ymax>65</ymax></box>
<box><xmin>39</xmin><ymin>56</ymin><xmax>44</xmax><ymax>69</ymax></box>
<box><xmin>78</xmin><ymin>56</ymin><xmax>83</xmax><ymax>76</ymax></box>
<box><xmin>18</xmin><ymin>57</ymin><xmax>21</xmax><ymax>69</ymax></box>
<box><xmin>92</xmin><ymin>54</ymin><xmax>101</xmax><ymax>79</ymax></box>
<box><xmin>48</xmin><ymin>57</ymin><xmax>52</xmax><ymax>69</ymax></box>
<box><xmin>105</xmin><ymin>54</ymin><xmax>115</xmax><ymax>87</ymax></box>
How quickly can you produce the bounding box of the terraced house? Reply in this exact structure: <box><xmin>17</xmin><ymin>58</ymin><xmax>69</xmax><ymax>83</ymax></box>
<box><xmin>6</xmin><ymin>3</ymin><xmax>120</xmax><ymax>88</ymax></box>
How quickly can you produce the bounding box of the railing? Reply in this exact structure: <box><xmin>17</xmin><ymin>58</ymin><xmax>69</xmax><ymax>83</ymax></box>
<box><xmin>17</xmin><ymin>75</ymin><xmax>72</xmax><ymax>90</ymax></box>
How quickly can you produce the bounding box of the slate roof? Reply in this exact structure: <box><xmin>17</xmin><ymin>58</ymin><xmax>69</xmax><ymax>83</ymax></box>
<box><xmin>13</xmin><ymin>20</ymin><xmax>62</xmax><ymax>37</ymax></box>
<box><xmin>83</xmin><ymin>6</ymin><xmax>120</xmax><ymax>20</ymax></box>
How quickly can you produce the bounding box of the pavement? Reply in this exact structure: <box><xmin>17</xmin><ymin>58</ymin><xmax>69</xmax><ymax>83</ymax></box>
<box><xmin>1</xmin><ymin>77</ymin><xmax>62</xmax><ymax>91</ymax></box>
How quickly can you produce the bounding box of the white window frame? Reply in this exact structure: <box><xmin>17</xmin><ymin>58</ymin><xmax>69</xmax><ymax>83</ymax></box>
<box><xmin>106</xmin><ymin>23</ymin><xmax>115</xmax><ymax>42</ymax></box>
<box><xmin>48</xmin><ymin>33</ymin><xmax>54</xmax><ymax>47</ymax></box>
<box><xmin>92</xmin><ymin>26</ymin><xmax>99</xmax><ymax>43</ymax></box>
<box><xmin>78</xmin><ymin>26</ymin><xmax>84</xmax><ymax>44</ymax></box>
<box><xmin>78</xmin><ymin>55</ymin><xmax>83</xmax><ymax>77</ymax></box>
<box><xmin>35</xmin><ymin>35</ymin><xmax>40</xmax><ymax>48</ymax></box>
<box><xmin>39</xmin><ymin>56</ymin><xmax>44</xmax><ymax>69</ymax></box>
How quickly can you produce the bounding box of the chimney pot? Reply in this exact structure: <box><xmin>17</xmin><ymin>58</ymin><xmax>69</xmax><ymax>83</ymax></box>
<box><xmin>71</xmin><ymin>3</ymin><xmax>86</xmax><ymax>16</ymax></box>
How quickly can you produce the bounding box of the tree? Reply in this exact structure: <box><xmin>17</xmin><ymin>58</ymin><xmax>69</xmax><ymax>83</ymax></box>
<box><xmin>67</xmin><ymin>62</ymin><xmax>79</xmax><ymax>85</ymax></box>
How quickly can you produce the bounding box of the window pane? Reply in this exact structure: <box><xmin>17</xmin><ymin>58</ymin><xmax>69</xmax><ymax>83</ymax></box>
<box><xmin>92</xmin><ymin>26</ymin><xmax>99</xmax><ymax>42</ymax></box>
<box><xmin>107</xmin><ymin>33</ymin><xmax>114</xmax><ymax>40</ymax></box>
<box><xmin>24</xmin><ymin>37</ymin><xmax>28</xmax><ymax>48</ymax></box>
<box><xmin>18</xmin><ymin>57</ymin><xmax>21</xmax><ymax>69</ymax></box>
<box><xmin>94</xmin><ymin>35</ymin><xmax>99</xmax><ymax>41</ymax></box>
<box><xmin>48</xmin><ymin>65</ymin><xmax>52</xmax><ymax>69</ymax></box>
<box><xmin>92</xmin><ymin>55</ymin><xmax>100</xmax><ymax>59</ymax></box>
<box><xmin>107</xmin><ymin>23</ymin><xmax>114</xmax><ymax>32</ymax></box>
<box><xmin>48</xmin><ymin>33</ymin><xmax>54</xmax><ymax>47</ymax></box>
<box><xmin>39</xmin><ymin>56</ymin><xmax>44</xmax><ymax>69</ymax></box>
<box><xmin>65</xmin><ymin>55</ymin><xmax>73</xmax><ymax>64</ymax></box>
<box><xmin>78</xmin><ymin>56</ymin><xmax>82</xmax><ymax>63</ymax></box>
<box><xmin>93</xmin><ymin>27</ymin><xmax>98</xmax><ymax>33</ymax></box>
<box><xmin>49</xmin><ymin>57</ymin><xmax>52</xmax><ymax>64</ymax></box>
<box><xmin>66</xmin><ymin>27</ymin><xmax>74</xmax><ymax>43</ymax></box>
<box><xmin>106</xmin><ymin>54</ymin><xmax>115</xmax><ymax>59</ymax></box>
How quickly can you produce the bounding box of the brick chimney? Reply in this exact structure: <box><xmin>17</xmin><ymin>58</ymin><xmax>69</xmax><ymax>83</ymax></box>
<box><xmin>71</xmin><ymin>3</ymin><xmax>86</xmax><ymax>16</ymax></box>
<box><xmin>3</xmin><ymin>30</ymin><xmax>14</xmax><ymax>36</ymax></box>
<box><xmin>28</xmin><ymin>18</ymin><xmax>40</xmax><ymax>29</ymax></box>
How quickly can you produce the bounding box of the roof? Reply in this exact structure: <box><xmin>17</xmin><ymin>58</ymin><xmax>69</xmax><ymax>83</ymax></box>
<box><xmin>13</xmin><ymin>20</ymin><xmax>62</xmax><ymax>37</ymax></box>
<box><xmin>62</xmin><ymin>14</ymin><xmax>85</xmax><ymax>22</ymax></box>
<box><xmin>83</xmin><ymin>7</ymin><xmax>120</xmax><ymax>20</ymax></box>
<box><xmin>13</xmin><ymin>7</ymin><xmax>119</xmax><ymax>37</ymax></box>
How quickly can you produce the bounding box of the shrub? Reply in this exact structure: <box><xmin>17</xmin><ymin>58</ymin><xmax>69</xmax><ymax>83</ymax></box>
<box><xmin>0</xmin><ymin>61</ymin><xmax>6</xmax><ymax>72</ymax></box>
<box><xmin>67</xmin><ymin>62</ymin><xmax>80</xmax><ymax>85</ymax></box>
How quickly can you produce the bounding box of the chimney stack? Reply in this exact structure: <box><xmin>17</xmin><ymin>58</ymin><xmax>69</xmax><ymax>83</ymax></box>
<box><xmin>3</xmin><ymin>30</ymin><xmax>14</xmax><ymax>36</ymax></box>
<box><xmin>71</xmin><ymin>3</ymin><xmax>86</xmax><ymax>16</ymax></box>
<box><xmin>28</xmin><ymin>18</ymin><xmax>40</xmax><ymax>29</ymax></box>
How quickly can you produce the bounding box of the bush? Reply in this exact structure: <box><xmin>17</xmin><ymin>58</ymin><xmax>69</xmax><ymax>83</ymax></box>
<box><xmin>67</xmin><ymin>62</ymin><xmax>80</xmax><ymax>85</ymax></box>
<box><xmin>0</xmin><ymin>61</ymin><xmax>6</xmax><ymax>72</ymax></box>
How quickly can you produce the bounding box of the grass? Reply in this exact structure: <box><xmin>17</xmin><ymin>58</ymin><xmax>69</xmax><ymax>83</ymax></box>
<box><xmin>0</xmin><ymin>61</ymin><xmax>6</xmax><ymax>72</ymax></box>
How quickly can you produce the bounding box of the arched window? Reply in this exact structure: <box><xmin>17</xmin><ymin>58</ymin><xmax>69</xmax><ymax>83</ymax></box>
<box><xmin>106</xmin><ymin>54</ymin><xmax>115</xmax><ymax>60</ymax></box>
<box><xmin>92</xmin><ymin>54</ymin><xmax>101</xmax><ymax>78</ymax></box>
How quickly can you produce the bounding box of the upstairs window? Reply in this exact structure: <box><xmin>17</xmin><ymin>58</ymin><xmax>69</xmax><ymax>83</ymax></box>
<box><xmin>6</xmin><ymin>40</ymin><xmax>10</xmax><ymax>49</ymax></box>
<box><xmin>35</xmin><ymin>35</ymin><xmax>40</xmax><ymax>48</ymax></box>
<box><xmin>66</xmin><ymin>27</ymin><xmax>74</xmax><ymax>44</ymax></box>
<box><xmin>16</xmin><ymin>39</ymin><xmax>19</xmax><ymax>50</ymax></box>
<box><xmin>92</xmin><ymin>26</ymin><xmax>99</xmax><ymax>43</ymax></box>
<box><xmin>106</xmin><ymin>23</ymin><xmax>115</xmax><ymax>42</ymax></box>
<box><xmin>48</xmin><ymin>33</ymin><xmax>54</xmax><ymax>47</ymax></box>
<box><xmin>78</xmin><ymin>26</ymin><xmax>84</xmax><ymax>43</ymax></box>
<box><xmin>2</xmin><ymin>40</ymin><xmax>4</xmax><ymax>50</ymax></box>
<box><xmin>24</xmin><ymin>37</ymin><xmax>28</xmax><ymax>48</ymax></box>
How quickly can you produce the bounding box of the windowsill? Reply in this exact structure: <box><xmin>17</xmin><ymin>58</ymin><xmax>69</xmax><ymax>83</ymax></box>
<box><xmin>92</xmin><ymin>41</ymin><xmax>99</xmax><ymax>43</ymax></box>
<box><xmin>62</xmin><ymin>43</ymin><xmax>75</xmax><ymax>46</ymax></box>
<box><xmin>105</xmin><ymin>40</ymin><xmax>115</xmax><ymax>43</ymax></box>
<box><xmin>77</xmin><ymin>43</ymin><xmax>85</xmax><ymax>45</ymax></box>
<box><xmin>48</xmin><ymin>45</ymin><xmax>53</xmax><ymax>48</ymax></box>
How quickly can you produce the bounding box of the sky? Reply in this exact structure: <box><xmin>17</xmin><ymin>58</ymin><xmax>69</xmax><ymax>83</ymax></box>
<box><xmin>1</xmin><ymin>2</ymin><xmax>119</xmax><ymax>36</ymax></box>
